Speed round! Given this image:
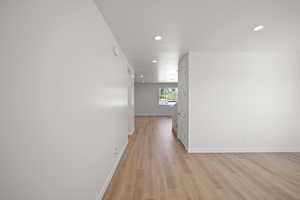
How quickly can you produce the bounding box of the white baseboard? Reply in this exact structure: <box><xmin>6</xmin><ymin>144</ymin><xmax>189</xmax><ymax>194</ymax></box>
<box><xmin>129</xmin><ymin>128</ymin><xmax>135</xmax><ymax>135</ymax></box>
<box><xmin>188</xmin><ymin>147</ymin><xmax>300</xmax><ymax>153</ymax></box>
<box><xmin>97</xmin><ymin>140</ymin><xmax>128</xmax><ymax>200</ymax></box>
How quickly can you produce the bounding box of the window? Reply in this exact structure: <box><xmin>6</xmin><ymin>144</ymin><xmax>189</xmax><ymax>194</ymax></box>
<box><xmin>159</xmin><ymin>88</ymin><xmax>178</xmax><ymax>105</ymax></box>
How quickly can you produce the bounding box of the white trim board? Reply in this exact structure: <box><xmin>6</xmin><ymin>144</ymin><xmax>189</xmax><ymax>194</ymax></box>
<box><xmin>188</xmin><ymin>147</ymin><xmax>300</xmax><ymax>153</ymax></box>
<box><xmin>97</xmin><ymin>141</ymin><xmax>128</xmax><ymax>200</ymax></box>
<box><xmin>129</xmin><ymin>128</ymin><xmax>135</xmax><ymax>135</ymax></box>
<box><xmin>135</xmin><ymin>115</ymin><xmax>172</xmax><ymax>117</ymax></box>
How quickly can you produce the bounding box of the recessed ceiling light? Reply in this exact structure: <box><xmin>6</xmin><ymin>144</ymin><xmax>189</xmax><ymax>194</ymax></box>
<box><xmin>140</xmin><ymin>74</ymin><xmax>144</xmax><ymax>78</ymax></box>
<box><xmin>152</xmin><ymin>59</ymin><xmax>158</xmax><ymax>63</ymax></box>
<box><xmin>154</xmin><ymin>35</ymin><xmax>162</xmax><ymax>41</ymax></box>
<box><xmin>253</xmin><ymin>25</ymin><xmax>264</xmax><ymax>32</ymax></box>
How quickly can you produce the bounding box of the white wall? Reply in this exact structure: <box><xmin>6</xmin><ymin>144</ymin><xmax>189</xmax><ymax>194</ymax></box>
<box><xmin>135</xmin><ymin>83</ymin><xmax>177</xmax><ymax>116</ymax></box>
<box><xmin>189</xmin><ymin>52</ymin><xmax>300</xmax><ymax>152</ymax></box>
<box><xmin>0</xmin><ymin>1</ymin><xmax>129</xmax><ymax>199</ymax></box>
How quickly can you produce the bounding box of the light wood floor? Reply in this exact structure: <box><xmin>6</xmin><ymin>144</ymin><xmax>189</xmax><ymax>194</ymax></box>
<box><xmin>104</xmin><ymin>117</ymin><xmax>300</xmax><ymax>200</ymax></box>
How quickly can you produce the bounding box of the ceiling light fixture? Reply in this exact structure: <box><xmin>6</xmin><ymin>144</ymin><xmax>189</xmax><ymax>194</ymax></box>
<box><xmin>253</xmin><ymin>25</ymin><xmax>264</xmax><ymax>32</ymax></box>
<box><xmin>140</xmin><ymin>74</ymin><xmax>144</xmax><ymax>78</ymax></box>
<box><xmin>152</xmin><ymin>59</ymin><xmax>158</xmax><ymax>63</ymax></box>
<box><xmin>154</xmin><ymin>35</ymin><xmax>162</xmax><ymax>41</ymax></box>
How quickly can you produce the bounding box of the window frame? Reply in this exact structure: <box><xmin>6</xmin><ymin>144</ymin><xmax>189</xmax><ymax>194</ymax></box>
<box><xmin>158</xmin><ymin>87</ymin><xmax>178</xmax><ymax>106</ymax></box>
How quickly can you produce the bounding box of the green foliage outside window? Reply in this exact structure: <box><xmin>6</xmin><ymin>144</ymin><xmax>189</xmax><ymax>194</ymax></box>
<box><xmin>159</xmin><ymin>88</ymin><xmax>177</xmax><ymax>105</ymax></box>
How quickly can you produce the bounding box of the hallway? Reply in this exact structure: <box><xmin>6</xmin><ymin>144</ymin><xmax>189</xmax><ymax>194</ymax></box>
<box><xmin>104</xmin><ymin>117</ymin><xmax>300</xmax><ymax>200</ymax></box>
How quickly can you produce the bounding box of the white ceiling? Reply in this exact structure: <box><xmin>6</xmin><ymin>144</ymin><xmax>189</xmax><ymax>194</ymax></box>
<box><xmin>95</xmin><ymin>0</ymin><xmax>300</xmax><ymax>83</ymax></box>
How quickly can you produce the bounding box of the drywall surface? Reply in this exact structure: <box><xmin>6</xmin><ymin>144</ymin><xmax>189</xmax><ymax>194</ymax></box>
<box><xmin>135</xmin><ymin>83</ymin><xmax>177</xmax><ymax>116</ymax></box>
<box><xmin>0</xmin><ymin>1</ymin><xmax>129</xmax><ymax>199</ymax></box>
<box><xmin>189</xmin><ymin>52</ymin><xmax>300</xmax><ymax>152</ymax></box>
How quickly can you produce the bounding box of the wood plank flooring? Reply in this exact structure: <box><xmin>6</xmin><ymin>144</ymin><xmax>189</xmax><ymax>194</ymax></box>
<box><xmin>103</xmin><ymin>117</ymin><xmax>300</xmax><ymax>200</ymax></box>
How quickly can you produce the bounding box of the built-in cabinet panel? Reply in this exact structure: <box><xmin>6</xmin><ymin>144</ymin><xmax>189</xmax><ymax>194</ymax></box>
<box><xmin>128</xmin><ymin>67</ymin><xmax>135</xmax><ymax>135</ymax></box>
<box><xmin>177</xmin><ymin>54</ymin><xmax>189</xmax><ymax>150</ymax></box>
